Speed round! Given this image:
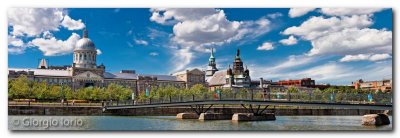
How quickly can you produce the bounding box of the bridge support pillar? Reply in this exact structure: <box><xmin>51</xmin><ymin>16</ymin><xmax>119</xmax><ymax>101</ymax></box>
<box><xmin>362</xmin><ymin>113</ymin><xmax>390</xmax><ymax>126</ymax></box>
<box><xmin>232</xmin><ymin>113</ymin><xmax>276</xmax><ymax>121</ymax></box>
<box><xmin>176</xmin><ymin>113</ymin><xmax>199</xmax><ymax>119</ymax></box>
<box><xmin>199</xmin><ymin>113</ymin><xmax>233</xmax><ymax>120</ymax></box>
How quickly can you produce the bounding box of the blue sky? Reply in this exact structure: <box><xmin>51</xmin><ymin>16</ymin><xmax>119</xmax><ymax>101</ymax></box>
<box><xmin>8</xmin><ymin>8</ymin><xmax>392</xmax><ymax>85</ymax></box>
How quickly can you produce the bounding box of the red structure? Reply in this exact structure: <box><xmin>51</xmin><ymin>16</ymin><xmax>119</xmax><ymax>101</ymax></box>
<box><xmin>277</xmin><ymin>78</ymin><xmax>315</xmax><ymax>88</ymax></box>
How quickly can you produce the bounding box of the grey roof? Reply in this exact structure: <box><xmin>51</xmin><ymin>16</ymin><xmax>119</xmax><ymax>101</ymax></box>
<box><xmin>139</xmin><ymin>74</ymin><xmax>179</xmax><ymax>81</ymax></box>
<box><xmin>103</xmin><ymin>72</ymin><xmax>138</xmax><ymax>79</ymax></box>
<box><xmin>104</xmin><ymin>72</ymin><xmax>179</xmax><ymax>81</ymax></box>
<box><xmin>172</xmin><ymin>68</ymin><xmax>204</xmax><ymax>76</ymax></box>
<box><xmin>207</xmin><ymin>70</ymin><xmax>227</xmax><ymax>86</ymax></box>
<box><xmin>9</xmin><ymin>68</ymin><xmax>72</xmax><ymax>77</ymax></box>
<box><xmin>9</xmin><ymin>68</ymin><xmax>180</xmax><ymax>81</ymax></box>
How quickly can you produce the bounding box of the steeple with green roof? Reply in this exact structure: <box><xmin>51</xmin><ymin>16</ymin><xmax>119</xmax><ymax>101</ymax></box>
<box><xmin>206</xmin><ymin>48</ymin><xmax>218</xmax><ymax>77</ymax></box>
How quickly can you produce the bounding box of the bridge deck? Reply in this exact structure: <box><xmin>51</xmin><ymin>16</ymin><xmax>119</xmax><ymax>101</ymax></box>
<box><xmin>104</xmin><ymin>100</ymin><xmax>392</xmax><ymax>110</ymax></box>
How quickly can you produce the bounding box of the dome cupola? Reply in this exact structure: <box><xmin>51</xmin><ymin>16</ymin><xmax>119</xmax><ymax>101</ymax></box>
<box><xmin>75</xmin><ymin>29</ymin><xmax>96</xmax><ymax>51</ymax></box>
<box><xmin>73</xmin><ymin>29</ymin><xmax>97</xmax><ymax>69</ymax></box>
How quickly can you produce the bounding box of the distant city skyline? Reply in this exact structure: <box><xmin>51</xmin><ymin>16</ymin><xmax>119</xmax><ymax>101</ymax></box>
<box><xmin>8</xmin><ymin>8</ymin><xmax>393</xmax><ymax>85</ymax></box>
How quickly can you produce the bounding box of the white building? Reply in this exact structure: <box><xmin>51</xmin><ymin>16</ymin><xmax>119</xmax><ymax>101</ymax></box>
<box><xmin>8</xmin><ymin>29</ymin><xmax>186</xmax><ymax>96</ymax></box>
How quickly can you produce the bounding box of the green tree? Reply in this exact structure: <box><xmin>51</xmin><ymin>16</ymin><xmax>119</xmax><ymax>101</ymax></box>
<box><xmin>220</xmin><ymin>88</ymin><xmax>233</xmax><ymax>99</ymax></box>
<box><xmin>148</xmin><ymin>86</ymin><xmax>159</xmax><ymax>102</ymax></box>
<box><xmin>164</xmin><ymin>85</ymin><xmax>178</xmax><ymax>102</ymax></box>
<box><xmin>287</xmin><ymin>86</ymin><xmax>299</xmax><ymax>93</ymax></box>
<box><xmin>91</xmin><ymin>87</ymin><xmax>106</xmax><ymax>101</ymax></box>
<box><xmin>106</xmin><ymin>83</ymin><xmax>119</xmax><ymax>100</ymax></box>
<box><xmin>104</xmin><ymin>83</ymin><xmax>132</xmax><ymax>104</ymax></box>
<box><xmin>238</xmin><ymin>88</ymin><xmax>248</xmax><ymax>99</ymax></box>
<box><xmin>287</xmin><ymin>86</ymin><xmax>299</xmax><ymax>101</ymax></box>
<box><xmin>189</xmin><ymin>84</ymin><xmax>208</xmax><ymax>101</ymax></box>
<box><xmin>324</xmin><ymin>87</ymin><xmax>337</xmax><ymax>93</ymax></box>
<box><xmin>76</xmin><ymin>87</ymin><xmax>90</xmax><ymax>100</ymax></box>
<box><xmin>117</xmin><ymin>86</ymin><xmax>131</xmax><ymax>101</ymax></box>
<box><xmin>8</xmin><ymin>75</ymin><xmax>31</xmax><ymax>99</ymax></box>
<box><xmin>178</xmin><ymin>88</ymin><xmax>191</xmax><ymax>101</ymax></box>
<box><xmin>138</xmin><ymin>92</ymin><xmax>148</xmax><ymax>103</ymax></box>
<box><xmin>64</xmin><ymin>85</ymin><xmax>75</xmax><ymax>100</ymax></box>
<box><xmin>32</xmin><ymin>81</ymin><xmax>48</xmax><ymax>100</ymax></box>
<box><xmin>47</xmin><ymin>85</ymin><xmax>61</xmax><ymax>100</ymax></box>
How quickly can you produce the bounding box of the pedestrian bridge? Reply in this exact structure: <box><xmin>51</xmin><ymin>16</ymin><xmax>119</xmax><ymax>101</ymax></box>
<box><xmin>103</xmin><ymin>92</ymin><xmax>393</xmax><ymax>114</ymax></box>
<box><xmin>104</xmin><ymin>99</ymin><xmax>392</xmax><ymax>111</ymax></box>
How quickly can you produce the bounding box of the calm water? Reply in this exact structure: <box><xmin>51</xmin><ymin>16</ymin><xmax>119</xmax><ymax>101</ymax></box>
<box><xmin>9</xmin><ymin>115</ymin><xmax>392</xmax><ymax>131</ymax></box>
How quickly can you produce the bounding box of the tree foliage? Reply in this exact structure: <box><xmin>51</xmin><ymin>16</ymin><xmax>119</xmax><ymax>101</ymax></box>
<box><xmin>8</xmin><ymin>75</ymin><xmax>31</xmax><ymax>99</ymax></box>
<box><xmin>8</xmin><ymin>76</ymin><xmax>133</xmax><ymax>101</ymax></box>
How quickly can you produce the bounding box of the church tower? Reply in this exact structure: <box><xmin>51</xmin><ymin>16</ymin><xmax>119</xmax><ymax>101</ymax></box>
<box><xmin>229</xmin><ymin>48</ymin><xmax>251</xmax><ymax>87</ymax></box>
<box><xmin>232</xmin><ymin>48</ymin><xmax>244</xmax><ymax>75</ymax></box>
<box><xmin>73</xmin><ymin>29</ymin><xmax>97</xmax><ymax>69</ymax></box>
<box><xmin>206</xmin><ymin>48</ymin><xmax>218</xmax><ymax>77</ymax></box>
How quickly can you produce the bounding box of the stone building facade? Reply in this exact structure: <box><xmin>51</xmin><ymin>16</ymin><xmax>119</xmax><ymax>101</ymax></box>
<box><xmin>8</xmin><ymin>29</ymin><xmax>186</xmax><ymax>97</ymax></box>
<box><xmin>353</xmin><ymin>79</ymin><xmax>392</xmax><ymax>92</ymax></box>
<box><xmin>173</xmin><ymin>68</ymin><xmax>206</xmax><ymax>88</ymax></box>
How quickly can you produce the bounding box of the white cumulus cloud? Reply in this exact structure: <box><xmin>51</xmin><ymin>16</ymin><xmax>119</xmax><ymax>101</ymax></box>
<box><xmin>150</xmin><ymin>8</ymin><xmax>272</xmax><ymax>72</ymax></box>
<box><xmin>282</xmin><ymin>11</ymin><xmax>392</xmax><ymax>62</ymax></box>
<box><xmin>309</xmin><ymin>28</ymin><xmax>392</xmax><ymax>56</ymax></box>
<box><xmin>251</xmin><ymin>55</ymin><xmax>392</xmax><ymax>85</ymax></box>
<box><xmin>8</xmin><ymin>8</ymin><xmax>86</xmax><ymax>56</ymax></box>
<box><xmin>171</xmin><ymin>9</ymin><xmax>241</xmax><ymax>47</ymax></box>
<box><xmin>29</xmin><ymin>33</ymin><xmax>80</xmax><ymax>56</ymax></box>
<box><xmin>8</xmin><ymin>35</ymin><xmax>29</xmax><ymax>54</ymax></box>
<box><xmin>369</xmin><ymin>54</ymin><xmax>392</xmax><ymax>61</ymax></box>
<box><xmin>340</xmin><ymin>54</ymin><xmax>392</xmax><ymax>62</ymax></box>
<box><xmin>339</xmin><ymin>54</ymin><xmax>370</xmax><ymax>62</ymax></box>
<box><xmin>96</xmin><ymin>49</ymin><xmax>102</xmax><ymax>55</ymax></box>
<box><xmin>257</xmin><ymin>42</ymin><xmax>274</xmax><ymax>50</ymax></box>
<box><xmin>151</xmin><ymin>8</ymin><xmax>271</xmax><ymax>49</ymax></box>
<box><xmin>279</xmin><ymin>35</ymin><xmax>298</xmax><ymax>45</ymax></box>
<box><xmin>8</xmin><ymin>8</ymin><xmax>64</xmax><ymax>37</ymax></box>
<box><xmin>8</xmin><ymin>35</ymin><xmax>24</xmax><ymax>47</ymax></box>
<box><xmin>288</xmin><ymin>8</ymin><xmax>316</xmax><ymax>18</ymax></box>
<box><xmin>61</xmin><ymin>15</ymin><xmax>85</xmax><ymax>30</ymax></box>
<box><xmin>150</xmin><ymin>8</ymin><xmax>216</xmax><ymax>25</ymax></box>
<box><xmin>283</xmin><ymin>15</ymin><xmax>373</xmax><ymax>40</ymax></box>
<box><xmin>320</xmin><ymin>8</ymin><xmax>385</xmax><ymax>16</ymax></box>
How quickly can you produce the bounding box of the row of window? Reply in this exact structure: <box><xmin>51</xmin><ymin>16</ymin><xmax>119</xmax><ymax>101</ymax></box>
<box><xmin>35</xmin><ymin>77</ymin><xmax>72</xmax><ymax>83</ymax></box>
<box><xmin>104</xmin><ymin>80</ymin><xmax>135</xmax><ymax>86</ymax></box>
<box><xmin>31</xmin><ymin>77</ymin><xmax>185</xmax><ymax>89</ymax></box>
<box><xmin>74</xmin><ymin>52</ymin><xmax>96</xmax><ymax>62</ymax></box>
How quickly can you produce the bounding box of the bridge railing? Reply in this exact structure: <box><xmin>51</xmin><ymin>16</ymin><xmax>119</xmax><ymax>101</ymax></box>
<box><xmin>105</xmin><ymin>91</ymin><xmax>392</xmax><ymax>107</ymax></box>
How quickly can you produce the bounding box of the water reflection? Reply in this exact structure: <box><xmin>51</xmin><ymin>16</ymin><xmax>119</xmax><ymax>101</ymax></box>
<box><xmin>9</xmin><ymin>115</ymin><xmax>392</xmax><ymax>131</ymax></box>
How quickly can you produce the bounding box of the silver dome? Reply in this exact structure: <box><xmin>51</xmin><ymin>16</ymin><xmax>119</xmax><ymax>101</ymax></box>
<box><xmin>75</xmin><ymin>38</ymin><xmax>96</xmax><ymax>51</ymax></box>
